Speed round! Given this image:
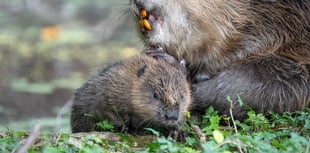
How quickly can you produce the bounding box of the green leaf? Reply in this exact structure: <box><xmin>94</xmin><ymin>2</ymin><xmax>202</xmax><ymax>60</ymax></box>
<box><xmin>226</xmin><ymin>96</ymin><xmax>233</xmax><ymax>103</ymax></box>
<box><xmin>186</xmin><ymin>111</ymin><xmax>191</xmax><ymax>118</ymax></box>
<box><xmin>271</xmin><ymin>139</ymin><xmax>286</xmax><ymax>150</ymax></box>
<box><xmin>237</xmin><ymin>95</ymin><xmax>243</xmax><ymax>106</ymax></box>
<box><xmin>213</xmin><ymin>130</ymin><xmax>224</xmax><ymax>144</ymax></box>
<box><xmin>95</xmin><ymin>120</ymin><xmax>114</xmax><ymax>131</ymax></box>
<box><xmin>185</xmin><ymin>137</ymin><xmax>197</xmax><ymax>147</ymax></box>
<box><xmin>144</xmin><ymin>128</ymin><xmax>160</xmax><ymax>136</ymax></box>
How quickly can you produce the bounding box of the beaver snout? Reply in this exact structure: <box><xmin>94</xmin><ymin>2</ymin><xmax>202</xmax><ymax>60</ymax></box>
<box><xmin>131</xmin><ymin>0</ymin><xmax>163</xmax><ymax>32</ymax></box>
<box><xmin>132</xmin><ymin>0</ymin><xmax>142</xmax><ymax>7</ymax></box>
<box><xmin>132</xmin><ymin>0</ymin><xmax>149</xmax><ymax>7</ymax></box>
<box><xmin>165</xmin><ymin>110</ymin><xmax>179</xmax><ymax>121</ymax></box>
<box><xmin>132</xmin><ymin>0</ymin><xmax>151</xmax><ymax>11</ymax></box>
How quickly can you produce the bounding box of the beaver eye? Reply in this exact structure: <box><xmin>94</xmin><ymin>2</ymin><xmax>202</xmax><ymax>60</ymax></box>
<box><xmin>153</xmin><ymin>92</ymin><xmax>160</xmax><ymax>99</ymax></box>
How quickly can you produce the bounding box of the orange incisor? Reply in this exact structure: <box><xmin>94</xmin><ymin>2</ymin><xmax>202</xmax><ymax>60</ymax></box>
<box><xmin>139</xmin><ymin>9</ymin><xmax>152</xmax><ymax>31</ymax></box>
<box><xmin>140</xmin><ymin>9</ymin><xmax>147</xmax><ymax>18</ymax></box>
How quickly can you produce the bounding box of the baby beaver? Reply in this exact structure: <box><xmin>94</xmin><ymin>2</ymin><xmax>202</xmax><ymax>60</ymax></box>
<box><xmin>71</xmin><ymin>52</ymin><xmax>190</xmax><ymax>134</ymax></box>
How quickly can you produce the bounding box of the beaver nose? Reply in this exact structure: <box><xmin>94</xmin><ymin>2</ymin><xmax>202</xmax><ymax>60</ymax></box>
<box><xmin>165</xmin><ymin>110</ymin><xmax>179</xmax><ymax>121</ymax></box>
<box><xmin>133</xmin><ymin>0</ymin><xmax>143</xmax><ymax>5</ymax></box>
<box><xmin>133</xmin><ymin>0</ymin><xmax>149</xmax><ymax>8</ymax></box>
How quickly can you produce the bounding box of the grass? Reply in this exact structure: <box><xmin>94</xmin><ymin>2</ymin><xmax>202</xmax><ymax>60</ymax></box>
<box><xmin>10</xmin><ymin>78</ymin><xmax>85</xmax><ymax>94</ymax></box>
<box><xmin>0</xmin><ymin>117</ymin><xmax>71</xmax><ymax>134</ymax></box>
<box><xmin>1</xmin><ymin>106</ymin><xmax>309</xmax><ymax>153</ymax></box>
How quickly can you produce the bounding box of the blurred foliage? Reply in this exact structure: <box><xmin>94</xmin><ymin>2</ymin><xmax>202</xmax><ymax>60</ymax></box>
<box><xmin>0</xmin><ymin>0</ymin><xmax>142</xmax><ymax>129</ymax></box>
<box><xmin>0</xmin><ymin>0</ymin><xmax>142</xmax><ymax>89</ymax></box>
<box><xmin>0</xmin><ymin>117</ymin><xmax>70</xmax><ymax>133</ymax></box>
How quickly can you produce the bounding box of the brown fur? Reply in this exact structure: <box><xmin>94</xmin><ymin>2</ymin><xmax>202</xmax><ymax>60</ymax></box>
<box><xmin>131</xmin><ymin>0</ymin><xmax>310</xmax><ymax>119</ymax></box>
<box><xmin>71</xmin><ymin>54</ymin><xmax>190</xmax><ymax>133</ymax></box>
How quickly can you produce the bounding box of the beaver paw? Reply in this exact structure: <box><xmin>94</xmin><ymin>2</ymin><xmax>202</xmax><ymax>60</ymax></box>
<box><xmin>164</xmin><ymin>130</ymin><xmax>186</xmax><ymax>142</ymax></box>
<box><xmin>144</xmin><ymin>46</ymin><xmax>176</xmax><ymax>64</ymax></box>
<box><xmin>144</xmin><ymin>46</ymin><xmax>187</xmax><ymax>74</ymax></box>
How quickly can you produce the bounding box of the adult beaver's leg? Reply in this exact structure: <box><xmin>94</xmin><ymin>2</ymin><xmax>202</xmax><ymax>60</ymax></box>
<box><xmin>190</xmin><ymin>54</ymin><xmax>310</xmax><ymax>120</ymax></box>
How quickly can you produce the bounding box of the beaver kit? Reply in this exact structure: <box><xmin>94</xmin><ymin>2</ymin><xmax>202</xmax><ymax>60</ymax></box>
<box><xmin>131</xmin><ymin>0</ymin><xmax>310</xmax><ymax>120</ymax></box>
<box><xmin>71</xmin><ymin>53</ymin><xmax>190</xmax><ymax>133</ymax></box>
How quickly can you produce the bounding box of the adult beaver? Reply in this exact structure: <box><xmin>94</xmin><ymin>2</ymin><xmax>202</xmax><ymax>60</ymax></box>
<box><xmin>71</xmin><ymin>53</ymin><xmax>190</xmax><ymax>133</ymax></box>
<box><xmin>131</xmin><ymin>0</ymin><xmax>310</xmax><ymax>119</ymax></box>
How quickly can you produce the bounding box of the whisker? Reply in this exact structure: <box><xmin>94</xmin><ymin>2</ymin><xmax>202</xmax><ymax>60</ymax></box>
<box><xmin>117</xmin><ymin>9</ymin><xmax>132</xmax><ymax>20</ymax></box>
<box><xmin>100</xmin><ymin>4</ymin><xmax>133</xmax><ymax>41</ymax></box>
<box><xmin>145</xmin><ymin>119</ymin><xmax>155</xmax><ymax>129</ymax></box>
<box><xmin>136</xmin><ymin>118</ymin><xmax>149</xmax><ymax>129</ymax></box>
<box><xmin>137</xmin><ymin>114</ymin><xmax>158</xmax><ymax>129</ymax></box>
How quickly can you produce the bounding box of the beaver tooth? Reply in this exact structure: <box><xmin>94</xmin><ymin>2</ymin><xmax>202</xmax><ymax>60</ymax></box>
<box><xmin>142</xmin><ymin>19</ymin><xmax>152</xmax><ymax>31</ymax></box>
<box><xmin>139</xmin><ymin>20</ymin><xmax>144</xmax><ymax>29</ymax></box>
<box><xmin>140</xmin><ymin>9</ymin><xmax>147</xmax><ymax>18</ymax></box>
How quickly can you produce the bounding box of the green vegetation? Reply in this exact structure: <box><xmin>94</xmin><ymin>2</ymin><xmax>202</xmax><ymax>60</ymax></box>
<box><xmin>0</xmin><ymin>1</ymin><xmax>309</xmax><ymax>152</ymax></box>
<box><xmin>96</xmin><ymin>120</ymin><xmax>114</xmax><ymax>132</ymax></box>
<box><xmin>0</xmin><ymin>32</ymin><xmax>140</xmax><ymax>88</ymax></box>
<box><xmin>1</xmin><ymin>107</ymin><xmax>309</xmax><ymax>153</ymax></box>
<box><xmin>0</xmin><ymin>0</ymin><xmax>142</xmax><ymax>89</ymax></box>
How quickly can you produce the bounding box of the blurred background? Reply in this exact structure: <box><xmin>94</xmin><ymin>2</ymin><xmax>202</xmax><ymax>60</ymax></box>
<box><xmin>0</xmin><ymin>0</ymin><xmax>142</xmax><ymax>133</ymax></box>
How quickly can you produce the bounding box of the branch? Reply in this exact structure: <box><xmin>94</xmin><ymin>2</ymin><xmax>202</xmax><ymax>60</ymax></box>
<box><xmin>229</xmin><ymin>102</ymin><xmax>244</xmax><ymax>153</ymax></box>
<box><xmin>17</xmin><ymin>124</ymin><xmax>41</xmax><ymax>153</ymax></box>
<box><xmin>192</xmin><ymin>125</ymin><xmax>206</xmax><ymax>148</ymax></box>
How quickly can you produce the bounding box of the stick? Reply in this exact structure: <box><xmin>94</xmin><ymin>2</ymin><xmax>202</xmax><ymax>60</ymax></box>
<box><xmin>17</xmin><ymin>124</ymin><xmax>41</xmax><ymax>153</ymax></box>
<box><xmin>192</xmin><ymin>125</ymin><xmax>206</xmax><ymax>145</ymax></box>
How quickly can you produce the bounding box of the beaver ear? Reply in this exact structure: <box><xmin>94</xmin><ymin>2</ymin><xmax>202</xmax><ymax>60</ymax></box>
<box><xmin>137</xmin><ymin>64</ymin><xmax>148</xmax><ymax>78</ymax></box>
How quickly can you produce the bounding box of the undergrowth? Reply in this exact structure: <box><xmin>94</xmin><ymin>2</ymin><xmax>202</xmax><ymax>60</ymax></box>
<box><xmin>1</xmin><ymin>106</ymin><xmax>309</xmax><ymax>153</ymax></box>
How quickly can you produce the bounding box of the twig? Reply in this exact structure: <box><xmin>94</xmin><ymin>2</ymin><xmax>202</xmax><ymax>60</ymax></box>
<box><xmin>54</xmin><ymin>99</ymin><xmax>73</xmax><ymax>134</ymax></box>
<box><xmin>113</xmin><ymin>106</ymin><xmax>125</xmax><ymax>132</ymax></box>
<box><xmin>192</xmin><ymin>125</ymin><xmax>206</xmax><ymax>147</ymax></box>
<box><xmin>215</xmin><ymin>139</ymin><xmax>259</xmax><ymax>152</ymax></box>
<box><xmin>229</xmin><ymin>102</ymin><xmax>244</xmax><ymax>153</ymax></box>
<box><xmin>229</xmin><ymin>102</ymin><xmax>238</xmax><ymax>134</ymax></box>
<box><xmin>17</xmin><ymin>124</ymin><xmax>41</xmax><ymax>153</ymax></box>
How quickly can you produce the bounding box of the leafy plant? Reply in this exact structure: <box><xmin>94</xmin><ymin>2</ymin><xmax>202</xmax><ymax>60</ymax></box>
<box><xmin>244</xmin><ymin>110</ymin><xmax>269</xmax><ymax>131</ymax></box>
<box><xmin>1</xmin><ymin>98</ymin><xmax>309</xmax><ymax>152</ymax></box>
<box><xmin>201</xmin><ymin>107</ymin><xmax>222</xmax><ymax>134</ymax></box>
<box><xmin>96</xmin><ymin>120</ymin><xmax>114</xmax><ymax>132</ymax></box>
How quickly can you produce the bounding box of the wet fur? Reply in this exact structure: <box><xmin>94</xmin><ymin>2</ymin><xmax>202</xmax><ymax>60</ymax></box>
<box><xmin>71</xmin><ymin>55</ymin><xmax>190</xmax><ymax>133</ymax></box>
<box><xmin>131</xmin><ymin>0</ymin><xmax>310</xmax><ymax>119</ymax></box>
